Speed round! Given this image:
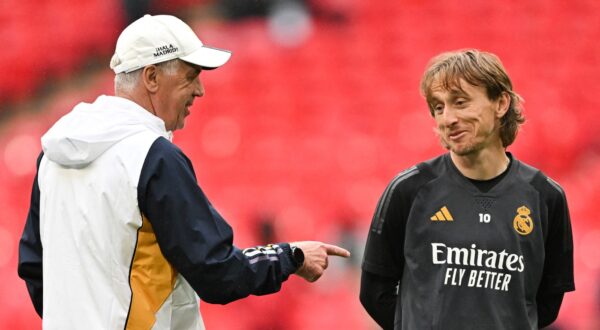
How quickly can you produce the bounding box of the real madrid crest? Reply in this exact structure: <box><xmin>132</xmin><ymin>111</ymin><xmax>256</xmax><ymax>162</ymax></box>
<box><xmin>513</xmin><ymin>206</ymin><xmax>533</xmax><ymax>235</ymax></box>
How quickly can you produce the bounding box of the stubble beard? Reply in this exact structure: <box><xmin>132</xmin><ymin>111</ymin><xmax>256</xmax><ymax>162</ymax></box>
<box><xmin>440</xmin><ymin>134</ymin><xmax>485</xmax><ymax>156</ymax></box>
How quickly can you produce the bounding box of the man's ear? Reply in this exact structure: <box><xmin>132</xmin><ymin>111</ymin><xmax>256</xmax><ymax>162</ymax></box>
<box><xmin>142</xmin><ymin>65</ymin><xmax>159</xmax><ymax>93</ymax></box>
<box><xmin>496</xmin><ymin>91</ymin><xmax>510</xmax><ymax>118</ymax></box>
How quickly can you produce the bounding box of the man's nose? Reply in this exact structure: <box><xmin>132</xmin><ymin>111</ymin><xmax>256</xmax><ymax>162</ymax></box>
<box><xmin>441</xmin><ymin>107</ymin><xmax>458</xmax><ymax>127</ymax></box>
<box><xmin>193</xmin><ymin>78</ymin><xmax>205</xmax><ymax>97</ymax></box>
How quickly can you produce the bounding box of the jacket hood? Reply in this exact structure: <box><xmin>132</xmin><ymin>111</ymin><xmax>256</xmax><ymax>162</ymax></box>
<box><xmin>42</xmin><ymin>95</ymin><xmax>171</xmax><ymax>168</ymax></box>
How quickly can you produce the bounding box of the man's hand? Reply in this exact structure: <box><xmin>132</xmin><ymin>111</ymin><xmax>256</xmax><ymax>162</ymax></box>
<box><xmin>291</xmin><ymin>241</ymin><xmax>351</xmax><ymax>282</ymax></box>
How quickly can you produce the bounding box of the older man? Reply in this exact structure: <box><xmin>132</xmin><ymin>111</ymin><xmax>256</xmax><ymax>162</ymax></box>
<box><xmin>18</xmin><ymin>14</ymin><xmax>349</xmax><ymax>329</ymax></box>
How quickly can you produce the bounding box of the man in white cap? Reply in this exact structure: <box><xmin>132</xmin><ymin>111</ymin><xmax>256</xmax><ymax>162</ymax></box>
<box><xmin>18</xmin><ymin>15</ymin><xmax>350</xmax><ymax>329</ymax></box>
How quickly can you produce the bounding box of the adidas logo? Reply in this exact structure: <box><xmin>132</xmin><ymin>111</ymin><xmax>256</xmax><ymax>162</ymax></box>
<box><xmin>431</xmin><ymin>206</ymin><xmax>454</xmax><ymax>221</ymax></box>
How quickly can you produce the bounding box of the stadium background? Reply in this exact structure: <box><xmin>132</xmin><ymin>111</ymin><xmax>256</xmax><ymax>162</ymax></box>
<box><xmin>1</xmin><ymin>0</ymin><xmax>599</xmax><ymax>328</ymax></box>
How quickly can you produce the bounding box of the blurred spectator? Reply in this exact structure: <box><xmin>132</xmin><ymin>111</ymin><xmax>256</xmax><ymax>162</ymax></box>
<box><xmin>122</xmin><ymin>0</ymin><xmax>154</xmax><ymax>23</ymax></box>
<box><xmin>216</xmin><ymin>0</ymin><xmax>304</xmax><ymax>20</ymax></box>
<box><xmin>255</xmin><ymin>212</ymin><xmax>279</xmax><ymax>244</ymax></box>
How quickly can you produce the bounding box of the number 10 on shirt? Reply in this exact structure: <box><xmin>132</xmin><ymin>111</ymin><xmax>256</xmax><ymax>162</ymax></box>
<box><xmin>479</xmin><ymin>213</ymin><xmax>491</xmax><ymax>223</ymax></box>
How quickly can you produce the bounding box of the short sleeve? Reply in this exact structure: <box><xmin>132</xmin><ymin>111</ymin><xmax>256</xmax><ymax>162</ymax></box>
<box><xmin>537</xmin><ymin>176</ymin><xmax>575</xmax><ymax>294</ymax></box>
<box><xmin>362</xmin><ymin>167</ymin><xmax>420</xmax><ymax>279</ymax></box>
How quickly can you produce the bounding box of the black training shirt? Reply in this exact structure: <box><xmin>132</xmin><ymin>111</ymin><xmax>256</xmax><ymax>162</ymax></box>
<box><xmin>362</xmin><ymin>153</ymin><xmax>575</xmax><ymax>330</ymax></box>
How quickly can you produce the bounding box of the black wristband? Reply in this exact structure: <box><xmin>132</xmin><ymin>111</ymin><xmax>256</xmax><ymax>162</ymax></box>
<box><xmin>290</xmin><ymin>246</ymin><xmax>305</xmax><ymax>268</ymax></box>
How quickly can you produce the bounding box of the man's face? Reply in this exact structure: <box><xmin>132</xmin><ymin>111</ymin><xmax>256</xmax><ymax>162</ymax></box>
<box><xmin>428</xmin><ymin>79</ymin><xmax>506</xmax><ymax>156</ymax></box>
<box><xmin>154</xmin><ymin>61</ymin><xmax>204</xmax><ymax>131</ymax></box>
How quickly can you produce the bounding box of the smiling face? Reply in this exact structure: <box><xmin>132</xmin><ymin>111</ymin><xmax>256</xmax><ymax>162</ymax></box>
<box><xmin>420</xmin><ymin>50</ymin><xmax>525</xmax><ymax>149</ymax></box>
<box><xmin>428</xmin><ymin>79</ymin><xmax>508</xmax><ymax>156</ymax></box>
<box><xmin>154</xmin><ymin>60</ymin><xmax>204</xmax><ymax>131</ymax></box>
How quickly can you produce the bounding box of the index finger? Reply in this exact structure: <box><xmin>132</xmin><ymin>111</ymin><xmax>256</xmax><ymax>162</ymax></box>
<box><xmin>323</xmin><ymin>244</ymin><xmax>351</xmax><ymax>258</ymax></box>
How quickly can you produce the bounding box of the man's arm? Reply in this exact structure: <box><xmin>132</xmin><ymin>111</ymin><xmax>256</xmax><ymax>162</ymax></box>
<box><xmin>537</xmin><ymin>292</ymin><xmax>564</xmax><ymax>328</ymax></box>
<box><xmin>360</xmin><ymin>271</ymin><xmax>398</xmax><ymax>329</ymax></box>
<box><xmin>139</xmin><ymin>138</ymin><xmax>348</xmax><ymax>304</ymax></box>
<box><xmin>17</xmin><ymin>152</ymin><xmax>44</xmax><ymax>317</ymax></box>
<box><xmin>532</xmin><ymin>174</ymin><xmax>575</xmax><ymax>328</ymax></box>
<box><xmin>360</xmin><ymin>167</ymin><xmax>420</xmax><ymax>328</ymax></box>
<box><xmin>292</xmin><ymin>241</ymin><xmax>350</xmax><ymax>282</ymax></box>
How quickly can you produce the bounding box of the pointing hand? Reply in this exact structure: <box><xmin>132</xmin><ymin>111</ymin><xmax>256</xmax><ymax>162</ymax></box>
<box><xmin>291</xmin><ymin>241</ymin><xmax>351</xmax><ymax>282</ymax></box>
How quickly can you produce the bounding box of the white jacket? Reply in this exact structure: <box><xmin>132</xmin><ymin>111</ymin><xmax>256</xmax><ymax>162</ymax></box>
<box><xmin>19</xmin><ymin>95</ymin><xmax>298</xmax><ymax>330</ymax></box>
<box><xmin>38</xmin><ymin>95</ymin><xmax>204</xmax><ymax>329</ymax></box>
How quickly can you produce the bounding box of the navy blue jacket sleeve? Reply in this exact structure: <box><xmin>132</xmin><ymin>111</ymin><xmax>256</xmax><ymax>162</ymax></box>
<box><xmin>138</xmin><ymin>138</ymin><xmax>299</xmax><ymax>304</ymax></box>
<box><xmin>18</xmin><ymin>152</ymin><xmax>44</xmax><ymax>317</ymax></box>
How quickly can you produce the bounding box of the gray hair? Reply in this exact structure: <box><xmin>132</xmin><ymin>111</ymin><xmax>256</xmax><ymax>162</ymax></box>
<box><xmin>114</xmin><ymin>59</ymin><xmax>182</xmax><ymax>94</ymax></box>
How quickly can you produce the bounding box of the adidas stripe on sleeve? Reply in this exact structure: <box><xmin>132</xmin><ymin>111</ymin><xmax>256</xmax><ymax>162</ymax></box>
<box><xmin>362</xmin><ymin>166</ymin><xmax>423</xmax><ymax>278</ymax></box>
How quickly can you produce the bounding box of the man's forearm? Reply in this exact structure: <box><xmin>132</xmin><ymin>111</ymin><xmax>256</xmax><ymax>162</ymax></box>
<box><xmin>360</xmin><ymin>270</ymin><xmax>398</xmax><ymax>329</ymax></box>
<box><xmin>538</xmin><ymin>292</ymin><xmax>564</xmax><ymax>328</ymax></box>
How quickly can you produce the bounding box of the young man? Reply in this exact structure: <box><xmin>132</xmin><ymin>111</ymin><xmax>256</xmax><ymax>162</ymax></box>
<box><xmin>18</xmin><ymin>14</ymin><xmax>349</xmax><ymax>329</ymax></box>
<box><xmin>360</xmin><ymin>49</ymin><xmax>574</xmax><ymax>329</ymax></box>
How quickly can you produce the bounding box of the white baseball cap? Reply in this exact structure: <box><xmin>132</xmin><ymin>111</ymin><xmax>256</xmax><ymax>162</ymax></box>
<box><xmin>110</xmin><ymin>14</ymin><xmax>231</xmax><ymax>73</ymax></box>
